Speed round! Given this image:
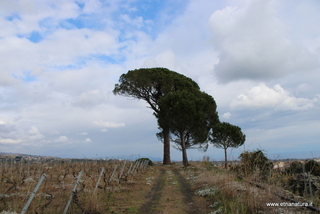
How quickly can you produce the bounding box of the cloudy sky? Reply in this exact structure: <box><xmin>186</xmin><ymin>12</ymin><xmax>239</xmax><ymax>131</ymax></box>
<box><xmin>0</xmin><ymin>0</ymin><xmax>319</xmax><ymax>161</ymax></box>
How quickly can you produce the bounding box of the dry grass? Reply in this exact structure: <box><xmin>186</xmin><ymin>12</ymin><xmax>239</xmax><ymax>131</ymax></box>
<box><xmin>189</xmin><ymin>162</ymin><xmax>314</xmax><ymax>214</ymax></box>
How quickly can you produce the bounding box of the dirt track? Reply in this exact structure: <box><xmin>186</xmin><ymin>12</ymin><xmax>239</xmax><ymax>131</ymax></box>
<box><xmin>138</xmin><ymin>165</ymin><xmax>203</xmax><ymax>214</ymax></box>
<box><xmin>107</xmin><ymin>164</ymin><xmax>210</xmax><ymax>214</ymax></box>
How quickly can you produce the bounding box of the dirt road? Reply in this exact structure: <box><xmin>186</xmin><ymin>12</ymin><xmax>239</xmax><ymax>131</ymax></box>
<box><xmin>108</xmin><ymin>165</ymin><xmax>209</xmax><ymax>214</ymax></box>
<box><xmin>138</xmin><ymin>166</ymin><xmax>202</xmax><ymax>214</ymax></box>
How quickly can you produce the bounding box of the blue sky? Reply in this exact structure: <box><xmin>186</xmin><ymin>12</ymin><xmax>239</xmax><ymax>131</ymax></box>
<box><xmin>0</xmin><ymin>0</ymin><xmax>319</xmax><ymax>161</ymax></box>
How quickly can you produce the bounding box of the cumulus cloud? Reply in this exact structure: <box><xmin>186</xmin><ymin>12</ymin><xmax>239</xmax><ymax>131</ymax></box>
<box><xmin>0</xmin><ymin>138</ymin><xmax>22</xmax><ymax>145</ymax></box>
<box><xmin>40</xmin><ymin>29</ymin><xmax>118</xmax><ymax>64</ymax></box>
<box><xmin>231</xmin><ymin>83</ymin><xmax>318</xmax><ymax>111</ymax></box>
<box><xmin>143</xmin><ymin>49</ymin><xmax>179</xmax><ymax>71</ymax></box>
<box><xmin>0</xmin><ymin>0</ymin><xmax>119</xmax><ymax>86</ymax></box>
<box><xmin>0</xmin><ymin>0</ymin><xmax>83</xmax><ymax>36</ymax></box>
<box><xmin>28</xmin><ymin>126</ymin><xmax>44</xmax><ymax>140</ymax></box>
<box><xmin>222</xmin><ymin>112</ymin><xmax>232</xmax><ymax>119</ymax></box>
<box><xmin>0</xmin><ymin>125</ymin><xmax>45</xmax><ymax>149</ymax></box>
<box><xmin>55</xmin><ymin>135</ymin><xmax>69</xmax><ymax>143</ymax></box>
<box><xmin>92</xmin><ymin>121</ymin><xmax>125</xmax><ymax>128</ymax></box>
<box><xmin>0</xmin><ymin>0</ymin><xmax>319</xmax><ymax>160</ymax></box>
<box><xmin>72</xmin><ymin>90</ymin><xmax>106</xmax><ymax>109</ymax></box>
<box><xmin>209</xmin><ymin>0</ymin><xmax>319</xmax><ymax>82</ymax></box>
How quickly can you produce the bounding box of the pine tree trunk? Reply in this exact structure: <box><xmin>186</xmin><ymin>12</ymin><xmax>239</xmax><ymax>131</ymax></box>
<box><xmin>163</xmin><ymin>130</ymin><xmax>171</xmax><ymax>165</ymax></box>
<box><xmin>181</xmin><ymin>132</ymin><xmax>188</xmax><ymax>167</ymax></box>
<box><xmin>224</xmin><ymin>147</ymin><xmax>228</xmax><ymax>169</ymax></box>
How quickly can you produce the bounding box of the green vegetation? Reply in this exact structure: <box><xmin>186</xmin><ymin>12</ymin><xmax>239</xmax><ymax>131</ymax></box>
<box><xmin>135</xmin><ymin>158</ymin><xmax>154</xmax><ymax>166</ymax></box>
<box><xmin>209</xmin><ymin>122</ymin><xmax>245</xmax><ymax>168</ymax></box>
<box><xmin>113</xmin><ymin>67</ymin><xmax>249</xmax><ymax>168</ymax></box>
<box><xmin>285</xmin><ymin>161</ymin><xmax>304</xmax><ymax>174</ymax></box>
<box><xmin>285</xmin><ymin>159</ymin><xmax>320</xmax><ymax>176</ymax></box>
<box><xmin>113</xmin><ymin>67</ymin><xmax>201</xmax><ymax>165</ymax></box>
<box><xmin>233</xmin><ymin>149</ymin><xmax>273</xmax><ymax>180</ymax></box>
<box><xmin>157</xmin><ymin>90</ymin><xmax>218</xmax><ymax>167</ymax></box>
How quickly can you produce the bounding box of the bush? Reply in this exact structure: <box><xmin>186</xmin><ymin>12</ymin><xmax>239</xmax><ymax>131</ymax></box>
<box><xmin>286</xmin><ymin>160</ymin><xmax>320</xmax><ymax>176</ymax></box>
<box><xmin>285</xmin><ymin>161</ymin><xmax>303</xmax><ymax>174</ymax></box>
<box><xmin>135</xmin><ymin>158</ymin><xmax>154</xmax><ymax>166</ymax></box>
<box><xmin>305</xmin><ymin>160</ymin><xmax>320</xmax><ymax>176</ymax></box>
<box><xmin>234</xmin><ymin>149</ymin><xmax>273</xmax><ymax>180</ymax></box>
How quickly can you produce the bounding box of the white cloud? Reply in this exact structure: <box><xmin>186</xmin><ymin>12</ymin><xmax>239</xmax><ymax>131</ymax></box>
<box><xmin>0</xmin><ymin>124</ymin><xmax>47</xmax><ymax>152</ymax></box>
<box><xmin>0</xmin><ymin>0</ymin><xmax>319</xmax><ymax>160</ymax></box>
<box><xmin>0</xmin><ymin>138</ymin><xmax>22</xmax><ymax>145</ymax></box>
<box><xmin>55</xmin><ymin>135</ymin><xmax>69</xmax><ymax>143</ymax></box>
<box><xmin>43</xmin><ymin>29</ymin><xmax>118</xmax><ymax>59</ymax></box>
<box><xmin>231</xmin><ymin>83</ymin><xmax>318</xmax><ymax>111</ymax></box>
<box><xmin>84</xmin><ymin>138</ymin><xmax>92</xmax><ymax>143</ymax></box>
<box><xmin>28</xmin><ymin>126</ymin><xmax>44</xmax><ymax>140</ymax></box>
<box><xmin>222</xmin><ymin>112</ymin><xmax>232</xmax><ymax>120</ymax></box>
<box><xmin>209</xmin><ymin>0</ymin><xmax>319</xmax><ymax>82</ymax></box>
<box><xmin>0</xmin><ymin>0</ymin><xmax>80</xmax><ymax>36</ymax></box>
<box><xmin>81</xmin><ymin>0</ymin><xmax>103</xmax><ymax>14</ymax></box>
<box><xmin>92</xmin><ymin>121</ymin><xmax>125</xmax><ymax>128</ymax></box>
<box><xmin>28</xmin><ymin>126</ymin><xmax>40</xmax><ymax>135</ymax></box>
<box><xmin>143</xmin><ymin>49</ymin><xmax>179</xmax><ymax>71</ymax></box>
<box><xmin>72</xmin><ymin>90</ymin><xmax>106</xmax><ymax>109</ymax></box>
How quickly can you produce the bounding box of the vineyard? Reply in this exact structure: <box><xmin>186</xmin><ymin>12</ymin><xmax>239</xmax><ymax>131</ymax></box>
<box><xmin>1</xmin><ymin>157</ymin><xmax>320</xmax><ymax>214</ymax></box>
<box><xmin>0</xmin><ymin>158</ymin><xmax>149</xmax><ymax>214</ymax></box>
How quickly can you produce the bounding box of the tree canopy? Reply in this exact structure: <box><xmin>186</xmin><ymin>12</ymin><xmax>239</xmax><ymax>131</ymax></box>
<box><xmin>113</xmin><ymin>67</ymin><xmax>201</xmax><ymax>164</ymax></box>
<box><xmin>210</xmin><ymin>122</ymin><xmax>245</xmax><ymax>168</ymax></box>
<box><xmin>157</xmin><ymin>90</ymin><xmax>219</xmax><ymax>166</ymax></box>
<box><xmin>113</xmin><ymin>67</ymin><xmax>200</xmax><ymax>114</ymax></box>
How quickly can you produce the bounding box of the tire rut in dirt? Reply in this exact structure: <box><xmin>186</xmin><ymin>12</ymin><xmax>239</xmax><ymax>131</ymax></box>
<box><xmin>172</xmin><ymin>168</ymin><xmax>201</xmax><ymax>214</ymax></box>
<box><xmin>138</xmin><ymin>168</ymin><xmax>166</xmax><ymax>214</ymax></box>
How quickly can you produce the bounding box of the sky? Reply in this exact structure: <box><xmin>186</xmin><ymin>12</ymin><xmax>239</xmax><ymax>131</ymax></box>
<box><xmin>0</xmin><ymin>0</ymin><xmax>319</xmax><ymax>161</ymax></box>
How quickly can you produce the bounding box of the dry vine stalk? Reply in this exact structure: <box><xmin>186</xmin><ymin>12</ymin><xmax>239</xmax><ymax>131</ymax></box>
<box><xmin>3</xmin><ymin>175</ymin><xmax>19</xmax><ymax>194</ymax></box>
<box><xmin>73</xmin><ymin>190</ymin><xmax>85</xmax><ymax>213</ymax></box>
<box><xmin>41</xmin><ymin>191</ymin><xmax>54</xmax><ymax>210</ymax></box>
<box><xmin>56</xmin><ymin>174</ymin><xmax>65</xmax><ymax>189</ymax></box>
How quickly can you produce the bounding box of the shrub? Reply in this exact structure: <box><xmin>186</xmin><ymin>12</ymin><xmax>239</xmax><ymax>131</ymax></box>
<box><xmin>286</xmin><ymin>160</ymin><xmax>320</xmax><ymax>176</ymax></box>
<box><xmin>285</xmin><ymin>161</ymin><xmax>303</xmax><ymax>174</ymax></box>
<box><xmin>135</xmin><ymin>158</ymin><xmax>153</xmax><ymax>166</ymax></box>
<box><xmin>234</xmin><ymin>149</ymin><xmax>273</xmax><ymax>180</ymax></box>
<box><xmin>305</xmin><ymin>160</ymin><xmax>320</xmax><ymax>176</ymax></box>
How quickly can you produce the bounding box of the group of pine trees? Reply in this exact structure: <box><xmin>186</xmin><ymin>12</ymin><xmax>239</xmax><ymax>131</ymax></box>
<box><xmin>113</xmin><ymin>67</ymin><xmax>245</xmax><ymax>167</ymax></box>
